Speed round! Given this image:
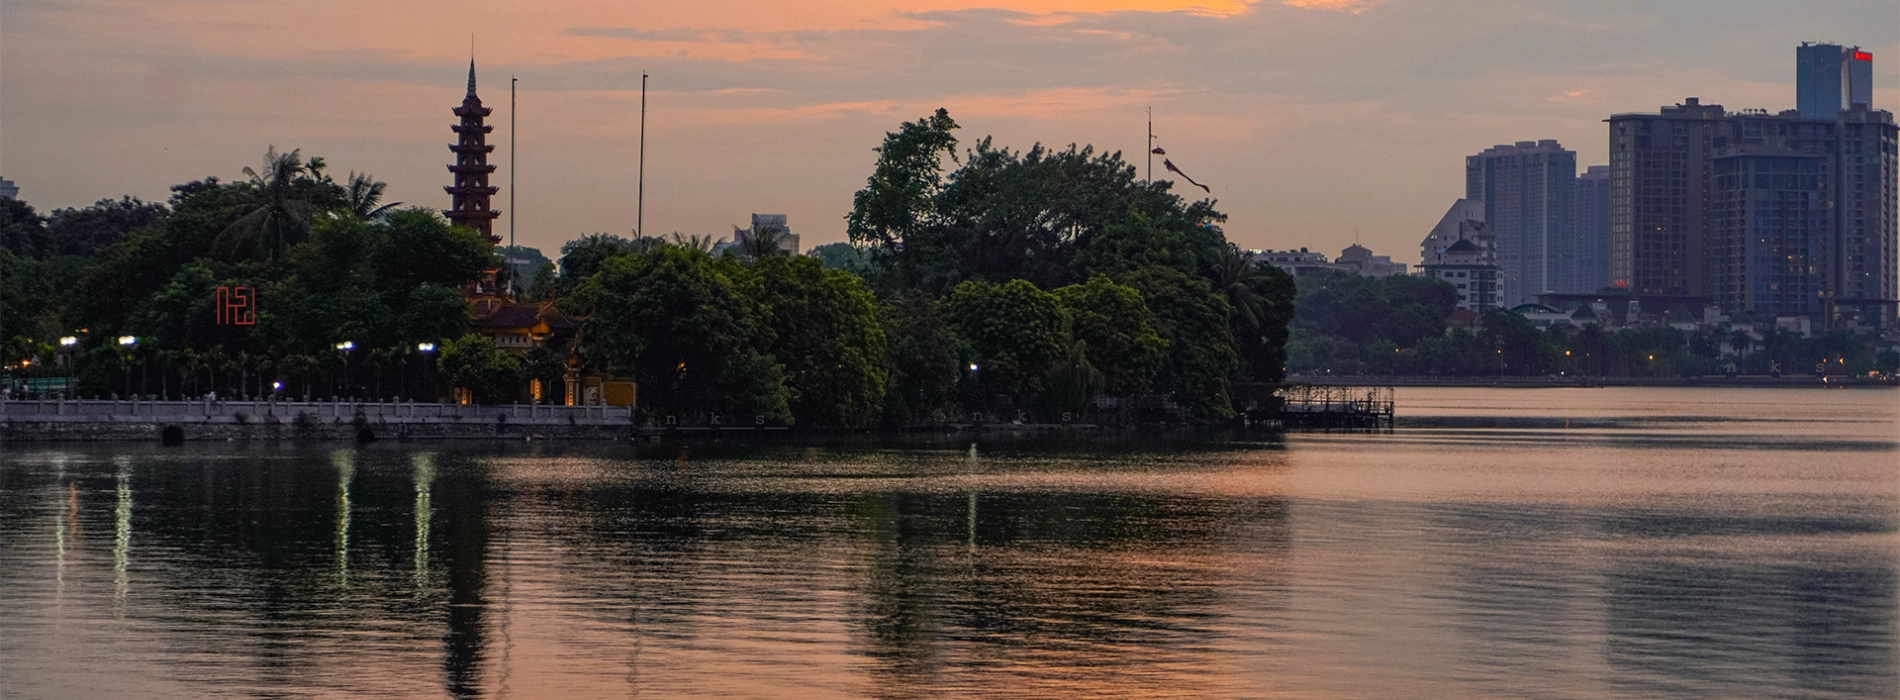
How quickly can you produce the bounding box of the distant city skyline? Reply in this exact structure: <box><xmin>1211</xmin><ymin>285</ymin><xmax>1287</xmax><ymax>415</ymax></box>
<box><xmin>1</xmin><ymin>0</ymin><xmax>1894</xmax><ymax>262</ymax></box>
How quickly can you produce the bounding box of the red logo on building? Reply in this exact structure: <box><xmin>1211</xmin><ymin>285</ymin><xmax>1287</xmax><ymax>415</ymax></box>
<box><xmin>216</xmin><ymin>286</ymin><xmax>256</xmax><ymax>325</ymax></box>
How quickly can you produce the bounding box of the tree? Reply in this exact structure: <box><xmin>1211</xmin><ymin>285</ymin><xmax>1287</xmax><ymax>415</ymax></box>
<box><xmin>218</xmin><ymin>146</ymin><xmax>340</xmax><ymax>263</ymax></box>
<box><xmin>1208</xmin><ymin>244</ymin><xmax>1295</xmax><ymax>383</ymax></box>
<box><xmin>0</xmin><ymin>196</ymin><xmax>51</xmax><ymax>257</ymax></box>
<box><xmin>1119</xmin><ymin>266</ymin><xmax>1238</xmax><ymax>419</ymax></box>
<box><xmin>575</xmin><ymin>245</ymin><xmax>790</xmax><ymax>422</ymax></box>
<box><xmin>373</xmin><ymin>209</ymin><xmax>495</xmax><ymax>289</ymax></box>
<box><xmin>877</xmin><ymin>291</ymin><xmax>963</xmax><ymax>425</ymax></box>
<box><xmin>46</xmin><ymin>196</ymin><xmax>168</xmax><ymax>257</ymax></box>
<box><xmin>344</xmin><ymin>172</ymin><xmax>401</xmax><ymax>219</ymax></box>
<box><xmin>734</xmin><ymin>223</ymin><xmax>792</xmax><ymax>261</ymax></box>
<box><xmin>737</xmin><ymin>255</ymin><xmax>887</xmax><ymax>427</ymax></box>
<box><xmin>1052</xmin><ymin>275</ymin><xmax>1165</xmax><ymax>396</ymax></box>
<box><xmin>942</xmin><ymin>279</ymin><xmax>1069</xmax><ymax>400</ymax></box>
<box><xmin>807</xmin><ymin>242</ymin><xmax>871</xmax><ymax>276</ymax></box>
<box><xmin>1479</xmin><ymin>309</ymin><xmax>1552</xmax><ymax>375</ymax></box>
<box><xmin>847</xmin><ymin>108</ymin><xmax>959</xmax><ymax>251</ymax></box>
<box><xmin>436</xmin><ymin>333</ymin><xmax>523</xmax><ymax>404</ymax></box>
<box><xmin>557</xmin><ymin>233</ymin><xmax>635</xmax><ymax>295</ymax></box>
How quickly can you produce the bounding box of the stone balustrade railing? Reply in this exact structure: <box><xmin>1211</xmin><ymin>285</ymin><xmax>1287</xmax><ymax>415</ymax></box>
<box><xmin>0</xmin><ymin>397</ymin><xmax>632</xmax><ymax>425</ymax></box>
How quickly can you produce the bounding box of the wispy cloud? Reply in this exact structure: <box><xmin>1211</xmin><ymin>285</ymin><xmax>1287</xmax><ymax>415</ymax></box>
<box><xmin>2</xmin><ymin>0</ymin><xmax>1894</xmax><ymax>257</ymax></box>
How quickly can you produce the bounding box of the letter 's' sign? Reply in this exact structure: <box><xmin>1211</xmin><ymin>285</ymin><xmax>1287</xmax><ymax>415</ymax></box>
<box><xmin>215</xmin><ymin>286</ymin><xmax>256</xmax><ymax>325</ymax></box>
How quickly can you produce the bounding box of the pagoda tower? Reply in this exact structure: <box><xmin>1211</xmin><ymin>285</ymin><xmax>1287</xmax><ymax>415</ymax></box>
<box><xmin>446</xmin><ymin>61</ymin><xmax>501</xmax><ymax>243</ymax></box>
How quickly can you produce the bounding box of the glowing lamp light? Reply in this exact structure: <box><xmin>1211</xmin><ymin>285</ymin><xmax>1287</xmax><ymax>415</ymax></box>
<box><xmin>272</xmin><ymin>381</ymin><xmax>283</xmax><ymax>390</ymax></box>
<box><xmin>59</xmin><ymin>336</ymin><xmax>77</xmax><ymax>346</ymax></box>
<box><xmin>417</xmin><ymin>342</ymin><xmax>436</xmax><ymax>353</ymax></box>
<box><xmin>118</xmin><ymin>336</ymin><xmax>137</xmax><ymax>346</ymax></box>
<box><xmin>969</xmin><ymin>363</ymin><xmax>980</xmax><ymax>371</ymax></box>
<box><xmin>1853</xmin><ymin>51</ymin><xmax>1873</xmax><ymax>61</ymax></box>
<box><xmin>335</xmin><ymin>341</ymin><xmax>354</xmax><ymax>351</ymax></box>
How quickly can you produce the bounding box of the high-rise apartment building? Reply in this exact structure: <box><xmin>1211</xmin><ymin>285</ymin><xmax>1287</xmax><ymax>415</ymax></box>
<box><xmin>1569</xmin><ymin>166</ymin><xmax>1611</xmax><ymax>294</ymax></box>
<box><xmin>1609</xmin><ymin>94</ymin><xmax>1898</xmax><ymax>325</ymax></box>
<box><xmin>1846</xmin><ymin>48</ymin><xmax>1873</xmax><ymax>109</ymax></box>
<box><xmin>1608</xmin><ymin>98</ymin><xmax>1728</xmax><ymax>299</ymax></box>
<box><xmin>1799</xmin><ymin>43</ymin><xmax>1876</xmax><ymax>119</ymax></box>
<box><xmin>1466</xmin><ymin>140</ymin><xmax>1576</xmax><ymax>306</ymax></box>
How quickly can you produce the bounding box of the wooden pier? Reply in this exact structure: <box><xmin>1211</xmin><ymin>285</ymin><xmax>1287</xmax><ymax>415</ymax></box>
<box><xmin>1236</xmin><ymin>384</ymin><xmax>1395</xmax><ymax>431</ymax></box>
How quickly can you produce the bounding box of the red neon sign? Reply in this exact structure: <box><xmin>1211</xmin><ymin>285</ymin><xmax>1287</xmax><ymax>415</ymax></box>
<box><xmin>1853</xmin><ymin>51</ymin><xmax>1873</xmax><ymax>61</ymax></box>
<box><xmin>215</xmin><ymin>286</ymin><xmax>256</xmax><ymax>325</ymax></box>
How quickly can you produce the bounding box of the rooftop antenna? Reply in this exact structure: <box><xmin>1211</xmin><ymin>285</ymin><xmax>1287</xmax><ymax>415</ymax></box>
<box><xmin>637</xmin><ymin>71</ymin><xmax>648</xmax><ymax>240</ymax></box>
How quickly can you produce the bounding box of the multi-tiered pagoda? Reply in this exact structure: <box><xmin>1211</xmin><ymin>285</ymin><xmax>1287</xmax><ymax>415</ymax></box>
<box><xmin>446</xmin><ymin>61</ymin><xmax>500</xmax><ymax>243</ymax></box>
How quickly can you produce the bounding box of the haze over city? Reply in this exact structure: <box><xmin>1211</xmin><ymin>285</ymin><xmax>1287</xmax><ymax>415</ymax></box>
<box><xmin>3</xmin><ymin>0</ymin><xmax>1894</xmax><ymax>259</ymax></box>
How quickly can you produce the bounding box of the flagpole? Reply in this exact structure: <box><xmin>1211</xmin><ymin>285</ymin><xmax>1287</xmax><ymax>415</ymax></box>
<box><xmin>509</xmin><ymin>76</ymin><xmax>517</xmax><ymax>251</ymax></box>
<box><xmin>637</xmin><ymin>72</ymin><xmax>647</xmax><ymax>240</ymax></box>
<box><xmin>1146</xmin><ymin>107</ymin><xmax>1153</xmax><ymax>184</ymax></box>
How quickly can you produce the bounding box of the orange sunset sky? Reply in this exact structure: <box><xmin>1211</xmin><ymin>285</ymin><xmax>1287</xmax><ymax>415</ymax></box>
<box><xmin>2</xmin><ymin>0</ymin><xmax>1894</xmax><ymax>260</ymax></box>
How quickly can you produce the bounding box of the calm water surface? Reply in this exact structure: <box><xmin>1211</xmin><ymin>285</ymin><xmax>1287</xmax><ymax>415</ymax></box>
<box><xmin>3</xmin><ymin>387</ymin><xmax>1897</xmax><ymax>699</ymax></box>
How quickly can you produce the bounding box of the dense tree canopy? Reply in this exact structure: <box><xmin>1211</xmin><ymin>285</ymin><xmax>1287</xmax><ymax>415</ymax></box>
<box><xmin>1</xmin><ymin>148</ymin><xmax>497</xmax><ymax>401</ymax></box>
<box><xmin>572</xmin><ymin>244</ymin><xmax>792</xmax><ymax>423</ymax></box>
<box><xmin>737</xmin><ymin>255</ymin><xmax>887</xmax><ymax>427</ymax></box>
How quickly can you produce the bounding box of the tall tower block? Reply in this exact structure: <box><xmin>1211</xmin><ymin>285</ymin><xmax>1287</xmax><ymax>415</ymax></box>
<box><xmin>446</xmin><ymin>61</ymin><xmax>501</xmax><ymax>243</ymax></box>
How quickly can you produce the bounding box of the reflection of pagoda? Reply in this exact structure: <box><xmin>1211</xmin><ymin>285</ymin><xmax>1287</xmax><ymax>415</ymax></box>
<box><xmin>446</xmin><ymin>61</ymin><xmax>501</xmax><ymax>243</ymax></box>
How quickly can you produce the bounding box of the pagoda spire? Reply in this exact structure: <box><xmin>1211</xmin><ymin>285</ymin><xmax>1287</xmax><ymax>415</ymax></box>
<box><xmin>446</xmin><ymin>60</ymin><xmax>500</xmax><ymax>244</ymax></box>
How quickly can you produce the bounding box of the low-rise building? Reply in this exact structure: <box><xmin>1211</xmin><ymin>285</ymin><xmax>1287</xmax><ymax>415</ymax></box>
<box><xmin>1419</xmin><ymin>199</ymin><xmax>1501</xmax><ymax>312</ymax></box>
<box><xmin>1254</xmin><ymin>248</ymin><xmax>1351</xmax><ymax>277</ymax></box>
<box><xmin>1336</xmin><ymin>244</ymin><xmax>1408</xmax><ymax>277</ymax></box>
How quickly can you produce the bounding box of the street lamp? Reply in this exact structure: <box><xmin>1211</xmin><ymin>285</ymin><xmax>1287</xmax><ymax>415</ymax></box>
<box><xmin>55</xmin><ymin>336</ymin><xmax>78</xmax><ymax>377</ymax></box>
<box><xmin>417</xmin><ymin>342</ymin><xmax>437</xmax><ymax>402</ymax></box>
<box><xmin>335</xmin><ymin>341</ymin><xmax>354</xmax><ymax>399</ymax></box>
<box><xmin>117</xmin><ymin>336</ymin><xmax>137</xmax><ymax>397</ymax></box>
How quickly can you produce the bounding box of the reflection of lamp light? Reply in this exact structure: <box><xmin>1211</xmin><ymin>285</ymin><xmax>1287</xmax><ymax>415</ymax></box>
<box><xmin>59</xmin><ymin>336</ymin><xmax>77</xmax><ymax>346</ymax></box>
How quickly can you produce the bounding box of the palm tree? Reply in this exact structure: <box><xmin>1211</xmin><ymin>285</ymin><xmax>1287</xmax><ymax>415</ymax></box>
<box><xmin>736</xmin><ymin>224</ymin><xmax>790</xmax><ymax>261</ymax></box>
<box><xmin>345</xmin><ymin>172</ymin><xmax>401</xmax><ymax>219</ymax></box>
<box><xmin>1728</xmin><ymin>329</ymin><xmax>1753</xmax><ymax>358</ymax></box>
<box><xmin>1211</xmin><ymin>243</ymin><xmax>1271</xmax><ymax>333</ymax></box>
<box><xmin>219</xmin><ymin>146</ymin><xmax>316</xmax><ymax>264</ymax></box>
<box><xmin>669</xmin><ymin>232</ymin><xmax>716</xmax><ymax>253</ymax></box>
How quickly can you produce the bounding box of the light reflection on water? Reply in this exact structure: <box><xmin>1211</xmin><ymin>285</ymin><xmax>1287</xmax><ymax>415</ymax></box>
<box><xmin>1</xmin><ymin>387</ymin><xmax>1896</xmax><ymax>699</ymax></box>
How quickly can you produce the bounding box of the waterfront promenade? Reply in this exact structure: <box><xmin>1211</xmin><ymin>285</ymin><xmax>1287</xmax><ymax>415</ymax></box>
<box><xmin>0</xmin><ymin>397</ymin><xmax>633</xmax><ymax>441</ymax></box>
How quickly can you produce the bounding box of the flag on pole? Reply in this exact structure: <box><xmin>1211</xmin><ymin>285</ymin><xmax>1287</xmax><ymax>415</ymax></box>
<box><xmin>1150</xmin><ymin>147</ymin><xmax>1166</xmax><ymax>155</ymax></box>
<box><xmin>1163</xmin><ymin>159</ymin><xmax>1210</xmax><ymax>193</ymax></box>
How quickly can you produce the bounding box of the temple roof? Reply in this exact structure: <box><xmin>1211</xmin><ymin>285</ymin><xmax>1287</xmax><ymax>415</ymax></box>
<box><xmin>472</xmin><ymin>302</ymin><xmax>579</xmax><ymax>331</ymax></box>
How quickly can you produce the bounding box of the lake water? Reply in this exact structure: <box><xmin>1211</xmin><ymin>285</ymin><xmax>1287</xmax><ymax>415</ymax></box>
<box><xmin>3</xmin><ymin>387</ymin><xmax>1897</xmax><ymax>699</ymax></box>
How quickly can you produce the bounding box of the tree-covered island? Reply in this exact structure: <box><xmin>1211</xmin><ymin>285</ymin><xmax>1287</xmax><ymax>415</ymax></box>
<box><xmin>1</xmin><ymin>110</ymin><xmax>1298</xmax><ymax>427</ymax></box>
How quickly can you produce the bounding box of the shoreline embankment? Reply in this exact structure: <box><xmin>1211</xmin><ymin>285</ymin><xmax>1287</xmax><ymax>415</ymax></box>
<box><xmin>1289</xmin><ymin>375</ymin><xmax>1896</xmax><ymax>388</ymax></box>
